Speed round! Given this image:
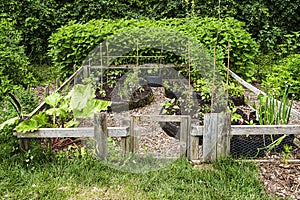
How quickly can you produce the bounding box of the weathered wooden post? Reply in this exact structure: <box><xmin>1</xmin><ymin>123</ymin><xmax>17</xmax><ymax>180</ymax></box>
<box><xmin>180</xmin><ymin>115</ymin><xmax>191</xmax><ymax>157</ymax></box>
<box><xmin>203</xmin><ymin>113</ymin><xmax>231</xmax><ymax>162</ymax></box>
<box><xmin>55</xmin><ymin>77</ymin><xmax>60</xmax><ymax>89</ymax></box>
<box><xmin>120</xmin><ymin>118</ymin><xmax>131</xmax><ymax>154</ymax></box>
<box><xmin>130</xmin><ymin>116</ymin><xmax>140</xmax><ymax>153</ymax></box>
<box><xmin>94</xmin><ymin>112</ymin><xmax>108</xmax><ymax>159</ymax></box>
<box><xmin>189</xmin><ymin>126</ymin><xmax>202</xmax><ymax>160</ymax></box>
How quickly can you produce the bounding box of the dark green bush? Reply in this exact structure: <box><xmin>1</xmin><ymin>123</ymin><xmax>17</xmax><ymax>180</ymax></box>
<box><xmin>0</xmin><ymin>20</ymin><xmax>35</xmax><ymax>97</ymax></box>
<box><xmin>48</xmin><ymin>17</ymin><xmax>259</xmax><ymax>80</ymax></box>
<box><xmin>262</xmin><ymin>54</ymin><xmax>300</xmax><ymax>99</ymax></box>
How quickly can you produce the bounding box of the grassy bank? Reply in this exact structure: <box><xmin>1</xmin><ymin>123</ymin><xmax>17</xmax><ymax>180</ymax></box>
<box><xmin>0</xmin><ymin>137</ymin><xmax>275</xmax><ymax>200</ymax></box>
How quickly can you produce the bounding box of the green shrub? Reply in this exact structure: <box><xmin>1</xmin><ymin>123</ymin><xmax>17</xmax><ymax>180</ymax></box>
<box><xmin>0</xmin><ymin>20</ymin><xmax>35</xmax><ymax>97</ymax></box>
<box><xmin>48</xmin><ymin>17</ymin><xmax>258</xmax><ymax>80</ymax></box>
<box><xmin>0</xmin><ymin>87</ymin><xmax>39</xmax><ymax>124</ymax></box>
<box><xmin>262</xmin><ymin>54</ymin><xmax>300</xmax><ymax>99</ymax></box>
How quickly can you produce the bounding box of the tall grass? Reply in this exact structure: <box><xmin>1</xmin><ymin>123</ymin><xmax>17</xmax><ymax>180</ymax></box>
<box><xmin>0</xmin><ymin>126</ymin><xmax>275</xmax><ymax>200</ymax></box>
<box><xmin>254</xmin><ymin>85</ymin><xmax>294</xmax><ymax>153</ymax></box>
<box><xmin>256</xmin><ymin>86</ymin><xmax>293</xmax><ymax>125</ymax></box>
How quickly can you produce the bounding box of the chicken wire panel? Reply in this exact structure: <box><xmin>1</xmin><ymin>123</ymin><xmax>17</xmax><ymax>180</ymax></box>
<box><xmin>230</xmin><ymin>134</ymin><xmax>295</xmax><ymax>158</ymax></box>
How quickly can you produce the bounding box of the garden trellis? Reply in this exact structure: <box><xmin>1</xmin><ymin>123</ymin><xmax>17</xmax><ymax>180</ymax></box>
<box><xmin>15</xmin><ymin>36</ymin><xmax>300</xmax><ymax>164</ymax></box>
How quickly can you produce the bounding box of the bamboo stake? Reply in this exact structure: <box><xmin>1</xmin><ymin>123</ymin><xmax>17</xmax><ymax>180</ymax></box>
<box><xmin>211</xmin><ymin>46</ymin><xmax>217</xmax><ymax>113</ymax></box>
<box><xmin>226</xmin><ymin>42</ymin><xmax>231</xmax><ymax>107</ymax></box>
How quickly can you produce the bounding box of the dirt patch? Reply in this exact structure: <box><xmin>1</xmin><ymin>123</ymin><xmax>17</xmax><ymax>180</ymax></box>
<box><xmin>258</xmin><ymin>162</ymin><xmax>300</xmax><ymax>199</ymax></box>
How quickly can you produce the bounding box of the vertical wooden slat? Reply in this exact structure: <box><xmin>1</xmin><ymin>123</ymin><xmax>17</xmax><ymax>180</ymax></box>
<box><xmin>94</xmin><ymin>113</ymin><xmax>108</xmax><ymax>159</ymax></box>
<box><xmin>130</xmin><ymin>116</ymin><xmax>140</xmax><ymax>153</ymax></box>
<box><xmin>83</xmin><ymin>65</ymin><xmax>89</xmax><ymax>79</ymax></box>
<box><xmin>203</xmin><ymin>113</ymin><xmax>231</xmax><ymax>162</ymax></box>
<box><xmin>120</xmin><ymin>118</ymin><xmax>130</xmax><ymax>154</ymax></box>
<box><xmin>44</xmin><ymin>84</ymin><xmax>49</xmax><ymax>97</ymax></box>
<box><xmin>20</xmin><ymin>138</ymin><xmax>30</xmax><ymax>151</ymax></box>
<box><xmin>180</xmin><ymin>115</ymin><xmax>190</xmax><ymax>156</ymax></box>
<box><xmin>55</xmin><ymin>77</ymin><xmax>60</xmax><ymax>89</ymax></box>
<box><xmin>189</xmin><ymin>135</ymin><xmax>199</xmax><ymax>160</ymax></box>
<box><xmin>203</xmin><ymin>114</ymin><xmax>217</xmax><ymax>161</ymax></box>
<box><xmin>217</xmin><ymin>113</ymin><xmax>231</xmax><ymax>159</ymax></box>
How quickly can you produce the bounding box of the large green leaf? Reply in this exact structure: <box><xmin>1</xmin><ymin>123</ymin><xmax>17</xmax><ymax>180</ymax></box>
<box><xmin>69</xmin><ymin>84</ymin><xmax>95</xmax><ymax>111</ymax></box>
<box><xmin>44</xmin><ymin>92</ymin><xmax>62</xmax><ymax>107</ymax></box>
<box><xmin>73</xmin><ymin>99</ymin><xmax>111</xmax><ymax>118</ymax></box>
<box><xmin>15</xmin><ymin>119</ymin><xmax>39</xmax><ymax>133</ymax></box>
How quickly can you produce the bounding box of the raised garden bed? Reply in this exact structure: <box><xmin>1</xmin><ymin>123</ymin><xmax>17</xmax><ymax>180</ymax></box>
<box><xmin>96</xmin><ymin>84</ymin><xmax>154</xmax><ymax>112</ymax></box>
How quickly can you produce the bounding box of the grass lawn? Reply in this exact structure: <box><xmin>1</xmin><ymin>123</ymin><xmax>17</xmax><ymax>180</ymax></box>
<box><xmin>0</xmin><ymin>136</ymin><xmax>277</xmax><ymax>200</ymax></box>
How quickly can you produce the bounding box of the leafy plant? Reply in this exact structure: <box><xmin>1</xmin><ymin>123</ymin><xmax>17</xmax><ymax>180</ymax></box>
<box><xmin>262</xmin><ymin>54</ymin><xmax>300</xmax><ymax>99</ymax></box>
<box><xmin>227</xmin><ymin>82</ymin><xmax>244</xmax><ymax>97</ymax></box>
<box><xmin>255</xmin><ymin>86</ymin><xmax>293</xmax><ymax>125</ymax></box>
<box><xmin>253</xmin><ymin>86</ymin><xmax>293</xmax><ymax>156</ymax></box>
<box><xmin>0</xmin><ymin>19</ymin><xmax>35</xmax><ymax>97</ymax></box>
<box><xmin>48</xmin><ymin>17</ymin><xmax>259</xmax><ymax>80</ymax></box>
<box><xmin>16</xmin><ymin>112</ymin><xmax>48</xmax><ymax>133</ymax></box>
<box><xmin>1</xmin><ymin>84</ymin><xmax>111</xmax><ymax>133</ymax></box>
<box><xmin>282</xmin><ymin>144</ymin><xmax>292</xmax><ymax>165</ymax></box>
<box><xmin>193</xmin><ymin>78</ymin><xmax>211</xmax><ymax>103</ymax></box>
<box><xmin>161</xmin><ymin>98</ymin><xmax>180</xmax><ymax>115</ymax></box>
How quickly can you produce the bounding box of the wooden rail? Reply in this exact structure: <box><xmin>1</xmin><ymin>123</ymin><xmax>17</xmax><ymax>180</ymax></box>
<box><xmin>14</xmin><ymin>113</ymin><xmax>300</xmax><ymax>162</ymax></box>
<box><xmin>13</xmin><ymin>127</ymin><xmax>129</xmax><ymax>138</ymax></box>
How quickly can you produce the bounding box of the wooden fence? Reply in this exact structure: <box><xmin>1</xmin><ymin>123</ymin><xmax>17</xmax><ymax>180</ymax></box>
<box><xmin>14</xmin><ymin>113</ymin><xmax>300</xmax><ymax>162</ymax></box>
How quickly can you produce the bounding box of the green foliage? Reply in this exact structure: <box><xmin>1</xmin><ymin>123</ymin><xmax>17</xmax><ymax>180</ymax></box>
<box><xmin>255</xmin><ymin>86</ymin><xmax>293</xmax><ymax>126</ymax></box>
<box><xmin>227</xmin><ymin>82</ymin><xmax>244</xmax><ymax>97</ymax></box>
<box><xmin>0</xmin><ymin>87</ymin><xmax>39</xmax><ymax>134</ymax></box>
<box><xmin>161</xmin><ymin>98</ymin><xmax>180</xmax><ymax>115</ymax></box>
<box><xmin>49</xmin><ymin>17</ymin><xmax>258</xmax><ymax>80</ymax></box>
<box><xmin>262</xmin><ymin>54</ymin><xmax>300</xmax><ymax>99</ymax></box>
<box><xmin>3</xmin><ymin>84</ymin><xmax>111</xmax><ymax>133</ymax></box>
<box><xmin>69</xmin><ymin>84</ymin><xmax>111</xmax><ymax>118</ymax></box>
<box><xmin>16</xmin><ymin>112</ymin><xmax>48</xmax><ymax>133</ymax></box>
<box><xmin>1</xmin><ymin>0</ymin><xmax>299</xmax><ymax>68</ymax></box>
<box><xmin>0</xmin><ymin>20</ymin><xmax>35</xmax><ymax>96</ymax></box>
<box><xmin>282</xmin><ymin>144</ymin><xmax>292</xmax><ymax>165</ymax></box>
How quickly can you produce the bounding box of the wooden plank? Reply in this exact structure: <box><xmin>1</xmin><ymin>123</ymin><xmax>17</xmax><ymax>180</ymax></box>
<box><xmin>203</xmin><ymin>114</ymin><xmax>217</xmax><ymax>162</ymax></box>
<box><xmin>231</xmin><ymin>125</ymin><xmax>300</xmax><ymax>135</ymax></box>
<box><xmin>130</xmin><ymin>116</ymin><xmax>140</xmax><ymax>153</ymax></box>
<box><xmin>189</xmin><ymin>135</ymin><xmax>199</xmax><ymax>160</ymax></box>
<box><xmin>216</xmin><ymin>113</ymin><xmax>231</xmax><ymax>159</ymax></box>
<box><xmin>94</xmin><ymin>113</ymin><xmax>108</xmax><ymax>159</ymax></box>
<box><xmin>14</xmin><ymin>127</ymin><xmax>129</xmax><ymax>138</ymax></box>
<box><xmin>229</xmin><ymin>69</ymin><xmax>300</xmax><ymax>118</ymax></box>
<box><xmin>87</xmin><ymin>63</ymin><xmax>187</xmax><ymax>69</ymax></box>
<box><xmin>191</xmin><ymin>125</ymin><xmax>300</xmax><ymax>136</ymax></box>
<box><xmin>202</xmin><ymin>113</ymin><xmax>231</xmax><ymax>162</ymax></box>
<box><xmin>180</xmin><ymin>116</ymin><xmax>190</xmax><ymax>156</ymax></box>
<box><xmin>190</xmin><ymin>126</ymin><xmax>204</xmax><ymax>136</ymax></box>
<box><xmin>135</xmin><ymin>115</ymin><xmax>183</xmax><ymax>122</ymax></box>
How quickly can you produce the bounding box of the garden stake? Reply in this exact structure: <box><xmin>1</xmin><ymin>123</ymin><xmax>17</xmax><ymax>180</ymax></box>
<box><xmin>226</xmin><ymin>42</ymin><xmax>231</xmax><ymax>108</ymax></box>
<box><xmin>211</xmin><ymin>46</ymin><xmax>216</xmax><ymax>113</ymax></box>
